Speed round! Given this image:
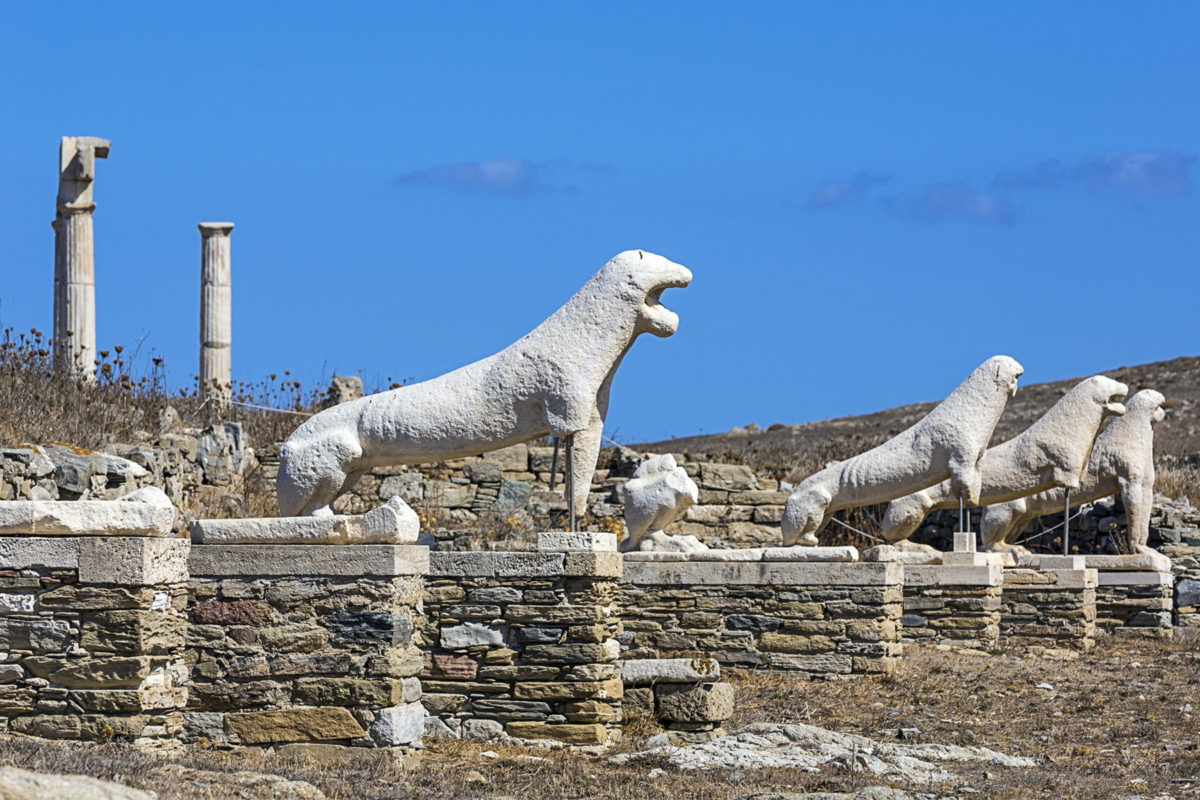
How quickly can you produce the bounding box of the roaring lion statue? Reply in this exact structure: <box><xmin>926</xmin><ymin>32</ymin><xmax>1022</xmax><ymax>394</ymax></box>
<box><xmin>879</xmin><ymin>375</ymin><xmax>1128</xmax><ymax>544</ymax></box>
<box><xmin>980</xmin><ymin>389</ymin><xmax>1166</xmax><ymax>555</ymax></box>
<box><xmin>780</xmin><ymin>356</ymin><xmax>1024</xmax><ymax>546</ymax></box>
<box><xmin>277</xmin><ymin>250</ymin><xmax>692</xmax><ymax>517</ymax></box>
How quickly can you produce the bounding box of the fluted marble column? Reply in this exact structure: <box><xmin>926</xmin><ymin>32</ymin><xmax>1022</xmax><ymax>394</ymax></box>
<box><xmin>198</xmin><ymin>222</ymin><xmax>234</xmax><ymax>407</ymax></box>
<box><xmin>53</xmin><ymin>136</ymin><xmax>110</xmax><ymax>379</ymax></box>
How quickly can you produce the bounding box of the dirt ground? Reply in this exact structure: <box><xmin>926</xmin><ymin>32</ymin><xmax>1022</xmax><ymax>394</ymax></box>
<box><xmin>0</xmin><ymin>639</ymin><xmax>1197</xmax><ymax>799</ymax></box>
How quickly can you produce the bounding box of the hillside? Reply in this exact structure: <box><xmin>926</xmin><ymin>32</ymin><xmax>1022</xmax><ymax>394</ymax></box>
<box><xmin>637</xmin><ymin>355</ymin><xmax>1200</xmax><ymax>480</ymax></box>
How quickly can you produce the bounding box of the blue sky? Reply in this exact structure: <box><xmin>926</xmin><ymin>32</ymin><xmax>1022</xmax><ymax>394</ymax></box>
<box><xmin>1</xmin><ymin>4</ymin><xmax>1197</xmax><ymax>443</ymax></box>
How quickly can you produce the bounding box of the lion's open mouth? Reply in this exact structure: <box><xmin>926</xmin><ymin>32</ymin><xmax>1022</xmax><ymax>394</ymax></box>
<box><xmin>642</xmin><ymin>272</ymin><xmax>691</xmax><ymax>335</ymax></box>
<box><xmin>1106</xmin><ymin>393</ymin><xmax>1127</xmax><ymax>415</ymax></box>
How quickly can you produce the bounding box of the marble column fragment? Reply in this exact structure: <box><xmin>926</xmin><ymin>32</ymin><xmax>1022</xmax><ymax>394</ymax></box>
<box><xmin>53</xmin><ymin>136</ymin><xmax>110</xmax><ymax>379</ymax></box>
<box><xmin>198</xmin><ymin>222</ymin><xmax>234</xmax><ymax>407</ymax></box>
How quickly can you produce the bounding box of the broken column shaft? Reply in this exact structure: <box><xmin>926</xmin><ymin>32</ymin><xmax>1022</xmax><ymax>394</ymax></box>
<box><xmin>53</xmin><ymin>136</ymin><xmax>110</xmax><ymax>379</ymax></box>
<box><xmin>198</xmin><ymin>222</ymin><xmax>234</xmax><ymax>408</ymax></box>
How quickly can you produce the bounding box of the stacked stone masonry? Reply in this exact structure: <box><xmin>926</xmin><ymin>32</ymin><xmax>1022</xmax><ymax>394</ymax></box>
<box><xmin>622</xmin><ymin>658</ymin><xmax>732</xmax><ymax>745</ymax></box>
<box><xmin>421</xmin><ymin>548</ymin><xmax>624</xmax><ymax>746</ymax></box>
<box><xmin>1000</xmin><ymin>568</ymin><xmax>1098</xmax><ymax>651</ymax></box>
<box><xmin>621</xmin><ymin>562</ymin><xmax>902</xmax><ymax>677</ymax></box>
<box><xmin>186</xmin><ymin>543</ymin><xmax>428</xmax><ymax>752</ymax></box>
<box><xmin>900</xmin><ymin>565</ymin><xmax>1003</xmax><ymax>651</ymax></box>
<box><xmin>255</xmin><ymin>442</ymin><xmax>789</xmax><ymax>550</ymax></box>
<box><xmin>1095</xmin><ymin>572</ymin><xmax>1173</xmax><ymax>639</ymax></box>
<box><xmin>0</xmin><ymin>532</ymin><xmax>189</xmax><ymax>743</ymax></box>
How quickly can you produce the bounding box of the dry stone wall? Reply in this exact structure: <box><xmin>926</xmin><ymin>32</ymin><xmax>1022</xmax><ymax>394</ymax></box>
<box><xmin>621</xmin><ymin>561</ymin><xmax>902</xmax><ymax>677</ymax></box>
<box><xmin>255</xmin><ymin>442</ymin><xmax>789</xmax><ymax>549</ymax></box>
<box><xmin>185</xmin><ymin>543</ymin><xmax>428</xmax><ymax>752</ymax></box>
<box><xmin>900</xmin><ymin>565</ymin><xmax>1003</xmax><ymax>650</ymax></box>
<box><xmin>420</xmin><ymin>541</ymin><xmax>624</xmax><ymax>746</ymax></box>
<box><xmin>0</xmin><ymin>531</ymin><xmax>189</xmax><ymax>743</ymax></box>
<box><xmin>1000</xmin><ymin>568</ymin><xmax>1098</xmax><ymax>651</ymax></box>
<box><xmin>1094</xmin><ymin>572</ymin><xmax>1173</xmax><ymax>638</ymax></box>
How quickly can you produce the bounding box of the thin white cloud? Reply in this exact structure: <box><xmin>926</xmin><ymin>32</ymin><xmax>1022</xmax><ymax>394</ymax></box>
<box><xmin>884</xmin><ymin>182</ymin><xmax>1016</xmax><ymax>226</ymax></box>
<box><xmin>806</xmin><ymin>172</ymin><xmax>891</xmax><ymax>209</ymax></box>
<box><xmin>992</xmin><ymin>150</ymin><xmax>1194</xmax><ymax>198</ymax></box>
<box><xmin>396</xmin><ymin>158</ymin><xmax>550</xmax><ymax>194</ymax></box>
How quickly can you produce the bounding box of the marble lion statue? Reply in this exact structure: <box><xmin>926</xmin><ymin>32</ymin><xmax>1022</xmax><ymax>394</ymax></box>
<box><xmin>277</xmin><ymin>250</ymin><xmax>692</xmax><ymax>517</ymax></box>
<box><xmin>879</xmin><ymin>375</ymin><xmax>1128</xmax><ymax>545</ymax></box>
<box><xmin>780</xmin><ymin>355</ymin><xmax>1024</xmax><ymax>546</ymax></box>
<box><xmin>619</xmin><ymin>454</ymin><xmax>701</xmax><ymax>552</ymax></box>
<box><xmin>980</xmin><ymin>389</ymin><xmax>1166</xmax><ymax>555</ymax></box>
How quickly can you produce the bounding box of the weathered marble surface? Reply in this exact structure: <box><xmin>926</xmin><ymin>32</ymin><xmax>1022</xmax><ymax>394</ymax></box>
<box><xmin>781</xmin><ymin>356</ymin><xmax>1023</xmax><ymax>546</ymax></box>
<box><xmin>0</xmin><ymin>487</ymin><xmax>174</xmax><ymax>536</ymax></box>
<box><xmin>189</xmin><ymin>497</ymin><xmax>418</xmax><ymax>544</ymax></box>
<box><xmin>277</xmin><ymin>250</ymin><xmax>691</xmax><ymax>517</ymax></box>
<box><xmin>881</xmin><ymin>375</ymin><xmax>1128</xmax><ymax>543</ymax></box>
<box><xmin>981</xmin><ymin>389</ymin><xmax>1166</xmax><ymax>554</ymax></box>
<box><xmin>620</xmin><ymin>454</ymin><xmax>700</xmax><ymax>552</ymax></box>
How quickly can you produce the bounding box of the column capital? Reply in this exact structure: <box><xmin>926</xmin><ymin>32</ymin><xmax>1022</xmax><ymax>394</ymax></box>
<box><xmin>198</xmin><ymin>222</ymin><xmax>235</xmax><ymax>237</ymax></box>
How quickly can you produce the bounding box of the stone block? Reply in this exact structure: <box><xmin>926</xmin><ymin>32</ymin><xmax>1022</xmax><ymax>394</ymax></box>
<box><xmin>440</xmin><ymin>622</ymin><xmax>505</xmax><ymax>649</ymax></box>
<box><xmin>1034</xmin><ymin>555</ymin><xmax>1087</xmax><ymax>571</ymax></box>
<box><xmin>78</xmin><ymin>537</ymin><xmax>189</xmax><ymax>585</ymax></box>
<box><xmin>0</xmin><ymin>494</ymin><xmax>174</xmax><ymax>536</ymax></box>
<box><xmin>698</xmin><ymin>463</ymin><xmax>757</xmax><ymax>491</ymax></box>
<box><xmin>759</xmin><ymin>546</ymin><xmax>858</xmax><ymax>562</ymax></box>
<box><xmin>0</xmin><ymin>536</ymin><xmax>81</xmax><ymax>570</ymax></box>
<box><xmin>904</xmin><ymin>565</ymin><xmax>1003</xmax><ymax>587</ymax></box>
<box><xmin>493</xmin><ymin>552</ymin><xmax>565</xmax><ymax>577</ymax></box>
<box><xmin>80</xmin><ymin>610</ymin><xmax>186</xmax><ymax>654</ymax></box>
<box><xmin>226</xmin><ymin>707</ymin><xmax>366</xmax><ymax>744</ymax></box>
<box><xmin>428</xmin><ymin>552</ymin><xmax>498</xmax><ymax>577</ymax></box>
<box><xmin>0</xmin><ymin>618</ymin><xmax>73</xmax><ymax>652</ymax></box>
<box><xmin>563</xmin><ymin>551</ymin><xmax>623</xmax><ymax>577</ymax></box>
<box><xmin>655</xmin><ymin>682</ymin><xmax>734</xmax><ymax>723</ymax></box>
<box><xmin>1097</xmin><ymin>571</ymin><xmax>1173</xmax><ymax>587</ymax></box>
<box><xmin>622</xmin><ymin>658</ymin><xmax>720</xmax><ymax>685</ymax></box>
<box><xmin>537</xmin><ymin>532</ymin><xmax>617</xmax><ymax>552</ymax></box>
<box><xmin>368</xmin><ymin>703</ymin><xmax>425</xmax><ymax>745</ymax></box>
<box><xmin>505</xmin><ymin>721</ymin><xmax>607</xmax><ymax>744</ymax></box>
<box><xmin>189</xmin><ymin>498</ymin><xmax>419</xmax><ymax>545</ymax></box>
<box><xmin>23</xmin><ymin>656</ymin><xmax>154</xmax><ymax>688</ymax></box>
<box><xmin>1084</xmin><ymin>552</ymin><xmax>1172</xmax><ymax>572</ymax></box>
<box><xmin>188</xmin><ymin>544</ymin><xmax>428</xmax><ymax>577</ymax></box>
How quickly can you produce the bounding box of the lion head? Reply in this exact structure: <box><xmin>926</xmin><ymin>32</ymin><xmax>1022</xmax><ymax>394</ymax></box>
<box><xmin>1128</xmin><ymin>389</ymin><xmax>1167</xmax><ymax>423</ymax></box>
<box><xmin>602</xmin><ymin>250</ymin><xmax>693</xmax><ymax>338</ymax></box>
<box><xmin>986</xmin><ymin>355</ymin><xmax>1024</xmax><ymax>399</ymax></box>
<box><xmin>1080</xmin><ymin>375</ymin><xmax>1128</xmax><ymax>418</ymax></box>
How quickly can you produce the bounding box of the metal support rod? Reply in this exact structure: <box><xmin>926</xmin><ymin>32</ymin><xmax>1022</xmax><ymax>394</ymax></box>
<box><xmin>1062</xmin><ymin>488</ymin><xmax>1071</xmax><ymax>555</ymax></box>
<box><xmin>549</xmin><ymin>437</ymin><xmax>560</xmax><ymax>491</ymax></box>
<box><xmin>564</xmin><ymin>435</ymin><xmax>577</xmax><ymax>532</ymax></box>
<box><xmin>959</xmin><ymin>495</ymin><xmax>966</xmax><ymax>533</ymax></box>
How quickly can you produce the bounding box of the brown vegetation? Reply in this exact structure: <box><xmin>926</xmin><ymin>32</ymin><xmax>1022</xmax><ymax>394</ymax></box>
<box><xmin>0</xmin><ymin>641</ymin><xmax>1195</xmax><ymax>798</ymax></box>
<box><xmin>0</xmin><ymin>328</ymin><xmax>316</xmax><ymax>449</ymax></box>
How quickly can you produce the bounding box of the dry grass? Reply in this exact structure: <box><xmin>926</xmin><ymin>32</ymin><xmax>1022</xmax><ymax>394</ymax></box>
<box><xmin>1</xmin><ymin>642</ymin><xmax>1196</xmax><ymax>799</ymax></box>
<box><xmin>1157</xmin><ymin>459</ymin><xmax>1200</xmax><ymax>506</ymax></box>
<box><xmin>0</xmin><ymin>328</ymin><xmax>331</xmax><ymax>450</ymax></box>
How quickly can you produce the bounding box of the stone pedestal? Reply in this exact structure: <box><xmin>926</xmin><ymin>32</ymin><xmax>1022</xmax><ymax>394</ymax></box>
<box><xmin>1000</xmin><ymin>567</ymin><xmax>1098</xmax><ymax>651</ymax></box>
<box><xmin>198</xmin><ymin>223</ymin><xmax>234</xmax><ymax>407</ymax></box>
<box><xmin>0</xmin><ymin>497</ymin><xmax>188</xmax><ymax>743</ymax></box>
<box><xmin>621</xmin><ymin>560</ymin><xmax>902</xmax><ymax>676</ymax></box>
<box><xmin>53</xmin><ymin>136</ymin><xmax>110</xmax><ymax>379</ymax></box>
<box><xmin>421</xmin><ymin>533</ymin><xmax>624</xmax><ymax>747</ymax></box>
<box><xmin>901</xmin><ymin>565</ymin><xmax>1003</xmax><ymax>650</ymax></box>
<box><xmin>185</xmin><ymin>538</ymin><xmax>429</xmax><ymax>754</ymax></box>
